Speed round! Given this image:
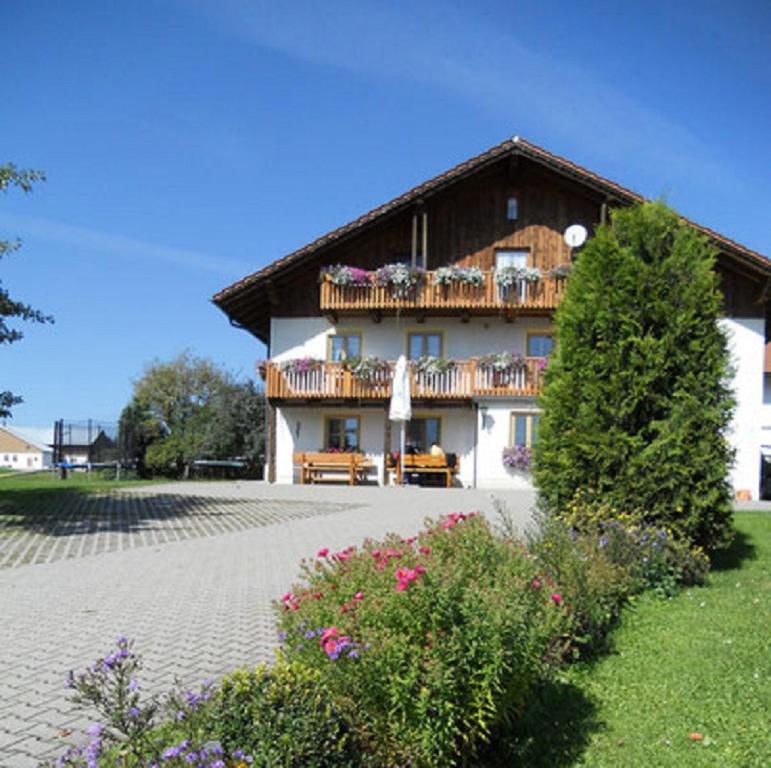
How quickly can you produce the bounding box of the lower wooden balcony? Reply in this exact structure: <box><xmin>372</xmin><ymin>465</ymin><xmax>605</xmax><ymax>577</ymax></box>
<box><xmin>264</xmin><ymin>359</ymin><xmax>545</xmax><ymax>401</ymax></box>
<box><xmin>320</xmin><ymin>271</ymin><xmax>567</xmax><ymax>316</ymax></box>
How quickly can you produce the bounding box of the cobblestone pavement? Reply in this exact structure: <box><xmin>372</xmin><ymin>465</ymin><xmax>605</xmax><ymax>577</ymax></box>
<box><xmin>1</xmin><ymin>482</ymin><xmax>535</xmax><ymax>767</ymax></box>
<box><xmin>0</xmin><ymin>493</ymin><xmax>360</xmax><ymax>569</ymax></box>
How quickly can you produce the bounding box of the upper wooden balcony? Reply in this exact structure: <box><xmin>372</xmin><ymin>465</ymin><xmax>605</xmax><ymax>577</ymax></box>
<box><xmin>319</xmin><ymin>270</ymin><xmax>568</xmax><ymax>316</ymax></box>
<box><xmin>264</xmin><ymin>358</ymin><xmax>545</xmax><ymax>401</ymax></box>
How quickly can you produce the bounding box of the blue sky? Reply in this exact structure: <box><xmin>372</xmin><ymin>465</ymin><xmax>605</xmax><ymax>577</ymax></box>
<box><xmin>2</xmin><ymin>0</ymin><xmax>769</xmax><ymax>430</ymax></box>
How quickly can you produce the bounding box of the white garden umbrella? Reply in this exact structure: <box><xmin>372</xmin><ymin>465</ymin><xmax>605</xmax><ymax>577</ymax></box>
<box><xmin>389</xmin><ymin>354</ymin><xmax>412</xmax><ymax>485</ymax></box>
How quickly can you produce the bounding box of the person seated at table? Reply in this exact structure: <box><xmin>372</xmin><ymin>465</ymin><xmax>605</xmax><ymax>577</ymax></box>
<box><xmin>430</xmin><ymin>442</ymin><xmax>446</xmax><ymax>459</ymax></box>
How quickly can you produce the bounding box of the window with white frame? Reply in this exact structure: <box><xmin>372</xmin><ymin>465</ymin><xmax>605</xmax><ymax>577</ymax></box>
<box><xmin>495</xmin><ymin>249</ymin><xmax>528</xmax><ymax>270</ymax></box>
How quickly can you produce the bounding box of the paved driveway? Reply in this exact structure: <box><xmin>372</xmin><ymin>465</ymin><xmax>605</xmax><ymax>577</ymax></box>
<box><xmin>0</xmin><ymin>482</ymin><xmax>535</xmax><ymax>767</ymax></box>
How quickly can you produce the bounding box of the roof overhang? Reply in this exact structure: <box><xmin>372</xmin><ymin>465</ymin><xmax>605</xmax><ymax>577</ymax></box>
<box><xmin>213</xmin><ymin>136</ymin><xmax>771</xmax><ymax>341</ymax></box>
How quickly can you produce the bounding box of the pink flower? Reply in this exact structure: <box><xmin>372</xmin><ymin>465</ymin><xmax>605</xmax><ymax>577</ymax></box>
<box><xmin>371</xmin><ymin>549</ymin><xmax>381</xmax><ymax>559</ymax></box>
<box><xmin>320</xmin><ymin>627</ymin><xmax>338</xmax><ymax>644</ymax></box>
<box><xmin>354</xmin><ymin>592</ymin><xmax>364</xmax><ymax>601</ymax></box>
<box><xmin>317</xmin><ymin>548</ymin><xmax>329</xmax><ymax>558</ymax></box>
<box><xmin>550</xmin><ymin>593</ymin><xmax>562</xmax><ymax>605</ymax></box>
<box><xmin>281</xmin><ymin>592</ymin><xmax>292</xmax><ymax>603</ymax></box>
<box><xmin>395</xmin><ymin>580</ymin><xmax>408</xmax><ymax>592</ymax></box>
<box><xmin>415</xmin><ymin>565</ymin><xmax>426</xmax><ymax>575</ymax></box>
<box><xmin>531</xmin><ymin>578</ymin><xmax>542</xmax><ymax>590</ymax></box>
<box><xmin>418</xmin><ymin>546</ymin><xmax>431</xmax><ymax>555</ymax></box>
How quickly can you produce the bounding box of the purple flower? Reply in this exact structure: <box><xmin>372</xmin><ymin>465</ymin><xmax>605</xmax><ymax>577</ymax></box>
<box><xmin>86</xmin><ymin>723</ymin><xmax>102</xmax><ymax>737</ymax></box>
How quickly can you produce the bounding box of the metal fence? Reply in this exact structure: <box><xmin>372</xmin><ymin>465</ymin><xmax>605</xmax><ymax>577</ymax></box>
<box><xmin>52</xmin><ymin>419</ymin><xmax>124</xmax><ymax>466</ymax></box>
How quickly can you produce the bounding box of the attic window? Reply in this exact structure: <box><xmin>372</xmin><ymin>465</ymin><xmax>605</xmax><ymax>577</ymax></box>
<box><xmin>507</xmin><ymin>197</ymin><xmax>518</xmax><ymax>220</ymax></box>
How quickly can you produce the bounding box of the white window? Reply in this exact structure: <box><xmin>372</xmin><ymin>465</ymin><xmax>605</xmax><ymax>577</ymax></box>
<box><xmin>496</xmin><ymin>249</ymin><xmax>528</xmax><ymax>269</ymax></box>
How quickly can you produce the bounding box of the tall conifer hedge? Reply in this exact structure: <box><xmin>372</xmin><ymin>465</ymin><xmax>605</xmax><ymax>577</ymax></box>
<box><xmin>534</xmin><ymin>202</ymin><xmax>735</xmax><ymax>549</ymax></box>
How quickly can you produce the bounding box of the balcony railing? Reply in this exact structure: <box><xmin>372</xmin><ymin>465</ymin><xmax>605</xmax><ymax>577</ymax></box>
<box><xmin>319</xmin><ymin>271</ymin><xmax>567</xmax><ymax>313</ymax></box>
<box><xmin>265</xmin><ymin>358</ymin><xmax>545</xmax><ymax>400</ymax></box>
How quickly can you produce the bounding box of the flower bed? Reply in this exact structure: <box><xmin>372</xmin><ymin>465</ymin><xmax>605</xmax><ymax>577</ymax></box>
<box><xmin>477</xmin><ymin>350</ymin><xmax>528</xmax><ymax>374</ymax></box>
<box><xmin>412</xmin><ymin>355</ymin><xmax>456</xmax><ymax>375</ymax></box>
<box><xmin>279</xmin><ymin>356</ymin><xmax>324</xmax><ymax>375</ymax></box>
<box><xmin>494</xmin><ymin>265</ymin><xmax>541</xmax><ymax>289</ymax></box>
<box><xmin>340</xmin><ymin>355</ymin><xmax>390</xmax><ymax>382</ymax></box>
<box><xmin>49</xmin><ymin>503</ymin><xmax>712</xmax><ymax>767</ymax></box>
<box><xmin>549</xmin><ymin>263</ymin><xmax>572</xmax><ymax>279</ymax></box>
<box><xmin>373</xmin><ymin>263</ymin><xmax>424</xmax><ymax>298</ymax></box>
<box><xmin>276</xmin><ymin>513</ymin><xmax>568</xmax><ymax>766</ymax></box>
<box><xmin>319</xmin><ymin>264</ymin><xmax>372</xmax><ymax>287</ymax></box>
<box><xmin>433</xmin><ymin>265</ymin><xmax>484</xmax><ymax>287</ymax></box>
<box><xmin>502</xmin><ymin>444</ymin><xmax>532</xmax><ymax>471</ymax></box>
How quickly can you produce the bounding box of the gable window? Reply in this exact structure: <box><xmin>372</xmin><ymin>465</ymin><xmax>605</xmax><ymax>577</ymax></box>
<box><xmin>325</xmin><ymin>416</ymin><xmax>360</xmax><ymax>451</ymax></box>
<box><xmin>495</xmin><ymin>249</ymin><xmax>529</xmax><ymax>269</ymax></box>
<box><xmin>408</xmin><ymin>332</ymin><xmax>442</xmax><ymax>360</ymax></box>
<box><xmin>527</xmin><ymin>333</ymin><xmax>554</xmax><ymax>358</ymax></box>
<box><xmin>329</xmin><ymin>333</ymin><xmax>362</xmax><ymax>361</ymax></box>
<box><xmin>507</xmin><ymin>197</ymin><xmax>519</xmax><ymax>220</ymax></box>
<box><xmin>511</xmin><ymin>412</ymin><xmax>539</xmax><ymax>448</ymax></box>
<box><xmin>408</xmin><ymin>417</ymin><xmax>441</xmax><ymax>452</ymax></box>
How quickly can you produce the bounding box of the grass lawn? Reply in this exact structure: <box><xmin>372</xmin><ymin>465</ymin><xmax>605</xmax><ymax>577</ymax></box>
<box><xmin>503</xmin><ymin>510</ymin><xmax>770</xmax><ymax>767</ymax></box>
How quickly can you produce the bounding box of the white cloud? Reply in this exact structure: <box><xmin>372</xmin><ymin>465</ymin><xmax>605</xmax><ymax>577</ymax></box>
<box><xmin>190</xmin><ymin>0</ymin><xmax>742</xmax><ymax>194</ymax></box>
<box><xmin>0</xmin><ymin>213</ymin><xmax>250</xmax><ymax>277</ymax></box>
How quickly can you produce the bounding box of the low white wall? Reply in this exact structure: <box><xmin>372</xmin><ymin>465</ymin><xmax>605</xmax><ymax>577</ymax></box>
<box><xmin>720</xmin><ymin>317</ymin><xmax>764</xmax><ymax>499</ymax></box>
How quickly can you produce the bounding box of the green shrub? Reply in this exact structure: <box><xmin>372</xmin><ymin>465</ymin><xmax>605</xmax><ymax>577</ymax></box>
<box><xmin>534</xmin><ymin>201</ymin><xmax>735</xmax><ymax>551</ymax></box>
<box><xmin>529</xmin><ymin>513</ymin><xmax>633</xmax><ymax>656</ymax></box>
<box><xmin>555</xmin><ymin>491</ymin><xmax>710</xmax><ymax>598</ymax></box>
<box><xmin>276</xmin><ymin>514</ymin><xmax>569</xmax><ymax>767</ymax></box>
<box><xmin>210</xmin><ymin>661</ymin><xmax>359</xmax><ymax>767</ymax></box>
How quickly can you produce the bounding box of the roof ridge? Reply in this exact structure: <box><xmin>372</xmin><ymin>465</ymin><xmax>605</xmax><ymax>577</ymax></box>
<box><xmin>213</xmin><ymin>135</ymin><xmax>769</xmax><ymax>306</ymax></box>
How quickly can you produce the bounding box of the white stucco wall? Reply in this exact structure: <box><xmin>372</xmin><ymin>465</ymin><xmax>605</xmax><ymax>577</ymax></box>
<box><xmin>274</xmin><ymin>400</ymin><xmax>542</xmax><ymax>490</ymax></box>
<box><xmin>0</xmin><ymin>450</ymin><xmax>52</xmax><ymax>470</ymax></box>
<box><xmin>475</xmin><ymin>399</ymin><xmax>538</xmax><ymax>489</ymax></box>
<box><xmin>275</xmin><ymin>406</ymin><xmax>390</xmax><ymax>485</ymax></box>
<box><xmin>720</xmin><ymin>317</ymin><xmax>764</xmax><ymax>499</ymax></box>
<box><xmin>270</xmin><ymin>316</ymin><xmax>553</xmax><ymax>362</ymax></box>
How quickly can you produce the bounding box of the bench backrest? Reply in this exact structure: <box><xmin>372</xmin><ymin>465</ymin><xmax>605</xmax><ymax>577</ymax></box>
<box><xmin>293</xmin><ymin>452</ymin><xmax>363</xmax><ymax>466</ymax></box>
<box><xmin>402</xmin><ymin>453</ymin><xmax>459</xmax><ymax>470</ymax></box>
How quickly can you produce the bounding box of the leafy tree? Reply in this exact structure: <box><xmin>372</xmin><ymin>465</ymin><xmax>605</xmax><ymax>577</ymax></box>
<box><xmin>534</xmin><ymin>202</ymin><xmax>735</xmax><ymax>550</ymax></box>
<box><xmin>1</xmin><ymin>163</ymin><xmax>53</xmax><ymax>417</ymax></box>
<box><xmin>200</xmin><ymin>378</ymin><xmax>265</xmax><ymax>462</ymax></box>
<box><xmin>125</xmin><ymin>352</ymin><xmax>264</xmax><ymax>476</ymax></box>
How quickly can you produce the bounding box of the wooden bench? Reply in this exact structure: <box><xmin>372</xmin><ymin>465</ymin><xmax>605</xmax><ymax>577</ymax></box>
<box><xmin>390</xmin><ymin>453</ymin><xmax>460</xmax><ymax>488</ymax></box>
<box><xmin>292</xmin><ymin>452</ymin><xmax>374</xmax><ymax>485</ymax></box>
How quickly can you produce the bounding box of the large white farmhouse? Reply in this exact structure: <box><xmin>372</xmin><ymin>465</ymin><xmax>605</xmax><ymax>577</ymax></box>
<box><xmin>213</xmin><ymin>137</ymin><xmax>770</xmax><ymax>499</ymax></box>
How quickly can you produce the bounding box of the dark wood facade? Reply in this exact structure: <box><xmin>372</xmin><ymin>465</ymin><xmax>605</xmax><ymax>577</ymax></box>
<box><xmin>214</xmin><ymin>138</ymin><xmax>770</xmax><ymax>344</ymax></box>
